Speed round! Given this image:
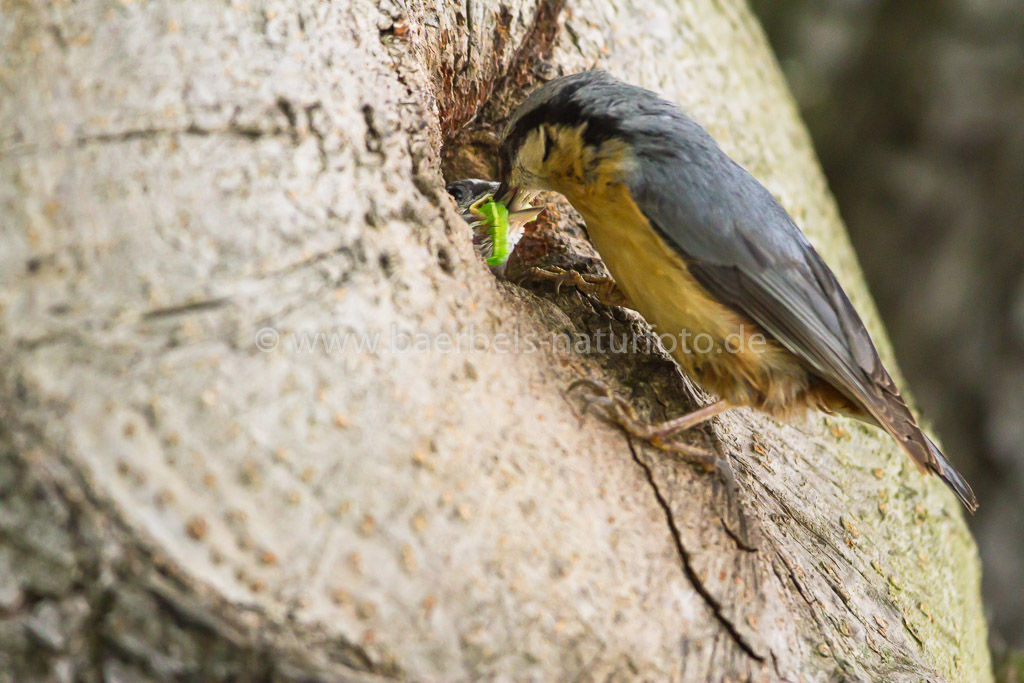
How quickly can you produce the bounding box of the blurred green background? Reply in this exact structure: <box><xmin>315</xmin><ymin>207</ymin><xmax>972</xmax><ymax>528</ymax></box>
<box><xmin>750</xmin><ymin>0</ymin><xmax>1024</xmax><ymax>662</ymax></box>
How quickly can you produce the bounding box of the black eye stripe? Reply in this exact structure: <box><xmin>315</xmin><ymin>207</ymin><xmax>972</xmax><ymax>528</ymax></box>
<box><xmin>541</xmin><ymin>127</ymin><xmax>554</xmax><ymax>162</ymax></box>
<box><xmin>504</xmin><ymin>76</ymin><xmax>623</xmax><ymax>161</ymax></box>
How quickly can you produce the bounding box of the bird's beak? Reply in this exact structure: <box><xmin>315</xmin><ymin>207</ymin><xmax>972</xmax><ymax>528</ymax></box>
<box><xmin>508</xmin><ymin>206</ymin><xmax>543</xmax><ymax>227</ymax></box>
<box><xmin>496</xmin><ymin>181</ymin><xmax>516</xmax><ymax>205</ymax></box>
<box><xmin>497</xmin><ymin>183</ymin><xmax>535</xmax><ymax>212</ymax></box>
<box><xmin>497</xmin><ymin>181</ymin><xmax>541</xmax><ymax>225</ymax></box>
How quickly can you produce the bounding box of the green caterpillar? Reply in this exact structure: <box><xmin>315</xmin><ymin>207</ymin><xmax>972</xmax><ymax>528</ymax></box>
<box><xmin>446</xmin><ymin>178</ymin><xmax>541</xmax><ymax>274</ymax></box>
<box><xmin>476</xmin><ymin>198</ymin><xmax>511</xmax><ymax>266</ymax></box>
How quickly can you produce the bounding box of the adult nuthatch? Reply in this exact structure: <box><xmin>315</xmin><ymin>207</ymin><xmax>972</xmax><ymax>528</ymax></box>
<box><xmin>495</xmin><ymin>70</ymin><xmax>976</xmax><ymax>512</ymax></box>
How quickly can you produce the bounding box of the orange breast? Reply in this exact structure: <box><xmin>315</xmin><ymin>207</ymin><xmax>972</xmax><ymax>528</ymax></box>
<box><xmin>564</xmin><ymin>181</ymin><xmax>821</xmax><ymax>418</ymax></box>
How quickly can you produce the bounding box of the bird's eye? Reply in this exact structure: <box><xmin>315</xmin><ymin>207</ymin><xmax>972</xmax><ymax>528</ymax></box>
<box><xmin>446</xmin><ymin>183</ymin><xmax>466</xmax><ymax>202</ymax></box>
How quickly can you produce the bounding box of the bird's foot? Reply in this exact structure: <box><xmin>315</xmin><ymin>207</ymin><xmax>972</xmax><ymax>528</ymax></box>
<box><xmin>569</xmin><ymin>378</ymin><xmax>720</xmax><ymax>465</ymax></box>
<box><xmin>518</xmin><ymin>266</ymin><xmax>628</xmax><ymax>307</ymax></box>
<box><xmin>569</xmin><ymin>378</ymin><xmax>756</xmax><ymax>550</ymax></box>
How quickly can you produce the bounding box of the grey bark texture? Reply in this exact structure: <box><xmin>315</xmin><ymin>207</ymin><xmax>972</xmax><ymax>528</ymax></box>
<box><xmin>0</xmin><ymin>1</ymin><xmax>991</xmax><ymax>682</ymax></box>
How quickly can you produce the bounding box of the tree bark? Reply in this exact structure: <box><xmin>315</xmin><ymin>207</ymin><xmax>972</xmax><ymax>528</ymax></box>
<box><xmin>0</xmin><ymin>1</ymin><xmax>990</xmax><ymax>681</ymax></box>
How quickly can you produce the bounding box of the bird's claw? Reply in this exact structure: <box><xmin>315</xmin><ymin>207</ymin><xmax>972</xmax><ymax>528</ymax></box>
<box><xmin>569</xmin><ymin>378</ymin><xmax>712</xmax><ymax>460</ymax></box>
<box><xmin>519</xmin><ymin>267</ymin><xmax>628</xmax><ymax>307</ymax></box>
<box><xmin>570</xmin><ymin>378</ymin><xmax>639</xmax><ymax>429</ymax></box>
<box><xmin>567</xmin><ymin>377</ymin><xmax>609</xmax><ymax>395</ymax></box>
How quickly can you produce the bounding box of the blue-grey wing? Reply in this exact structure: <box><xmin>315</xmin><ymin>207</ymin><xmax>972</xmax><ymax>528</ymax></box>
<box><xmin>624</xmin><ymin>119</ymin><xmax>929</xmax><ymax>456</ymax></box>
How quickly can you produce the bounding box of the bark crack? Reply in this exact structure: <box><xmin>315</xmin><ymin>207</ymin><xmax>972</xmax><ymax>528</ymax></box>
<box><xmin>625</xmin><ymin>438</ymin><xmax>764</xmax><ymax>663</ymax></box>
<box><xmin>141</xmin><ymin>297</ymin><xmax>232</xmax><ymax>320</ymax></box>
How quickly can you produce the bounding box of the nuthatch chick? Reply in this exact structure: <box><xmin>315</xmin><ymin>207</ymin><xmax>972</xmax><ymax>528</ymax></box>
<box><xmin>446</xmin><ymin>178</ymin><xmax>541</xmax><ymax>275</ymax></box>
<box><xmin>496</xmin><ymin>70</ymin><xmax>976</xmax><ymax>512</ymax></box>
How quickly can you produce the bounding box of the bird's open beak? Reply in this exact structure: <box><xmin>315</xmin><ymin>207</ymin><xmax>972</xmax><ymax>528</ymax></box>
<box><xmin>496</xmin><ymin>182</ymin><xmax>541</xmax><ymax>227</ymax></box>
<box><xmin>508</xmin><ymin>206</ymin><xmax>543</xmax><ymax>226</ymax></box>
<box><xmin>497</xmin><ymin>183</ymin><xmax>536</xmax><ymax>212</ymax></box>
<box><xmin>467</xmin><ymin>185</ymin><xmax>542</xmax><ymax>230</ymax></box>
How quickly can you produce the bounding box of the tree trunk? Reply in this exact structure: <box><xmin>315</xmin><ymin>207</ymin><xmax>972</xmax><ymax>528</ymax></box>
<box><xmin>0</xmin><ymin>1</ymin><xmax>990</xmax><ymax>681</ymax></box>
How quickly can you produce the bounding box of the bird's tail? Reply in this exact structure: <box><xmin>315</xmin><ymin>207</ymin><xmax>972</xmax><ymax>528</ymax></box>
<box><xmin>848</xmin><ymin>399</ymin><xmax>978</xmax><ymax>513</ymax></box>
<box><xmin>922</xmin><ymin>433</ymin><xmax>978</xmax><ymax>513</ymax></box>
